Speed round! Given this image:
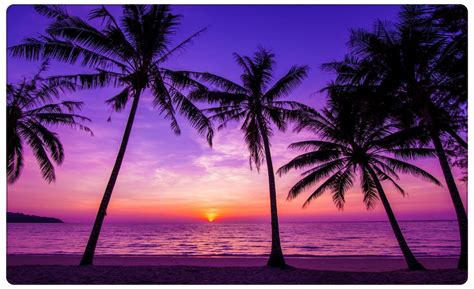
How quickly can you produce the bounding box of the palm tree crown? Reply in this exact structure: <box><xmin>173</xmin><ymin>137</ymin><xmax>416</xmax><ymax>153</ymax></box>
<box><xmin>10</xmin><ymin>5</ymin><xmax>213</xmax><ymax>143</ymax></box>
<box><xmin>190</xmin><ymin>48</ymin><xmax>312</xmax><ymax>169</ymax></box>
<box><xmin>7</xmin><ymin>61</ymin><xmax>92</xmax><ymax>184</ymax></box>
<box><xmin>278</xmin><ymin>108</ymin><xmax>441</xmax><ymax>209</ymax></box>
<box><xmin>324</xmin><ymin>6</ymin><xmax>465</xmax><ymax>149</ymax></box>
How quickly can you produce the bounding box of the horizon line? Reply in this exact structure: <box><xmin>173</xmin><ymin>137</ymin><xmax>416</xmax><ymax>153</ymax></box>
<box><xmin>19</xmin><ymin>219</ymin><xmax>458</xmax><ymax>225</ymax></box>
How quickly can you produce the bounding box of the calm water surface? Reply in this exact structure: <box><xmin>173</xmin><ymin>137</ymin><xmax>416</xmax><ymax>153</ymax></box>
<box><xmin>7</xmin><ymin>221</ymin><xmax>460</xmax><ymax>257</ymax></box>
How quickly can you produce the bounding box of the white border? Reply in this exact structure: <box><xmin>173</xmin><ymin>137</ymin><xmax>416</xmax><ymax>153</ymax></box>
<box><xmin>1</xmin><ymin>1</ymin><xmax>472</xmax><ymax>288</ymax></box>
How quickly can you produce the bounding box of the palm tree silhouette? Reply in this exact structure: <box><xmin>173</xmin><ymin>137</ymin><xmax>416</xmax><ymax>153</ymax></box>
<box><xmin>324</xmin><ymin>6</ymin><xmax>467</xmax><ymax>269</ymax></box>
<box><xmin>278</xmin><ymin>107</ymin><xmax>441</xmax><ymax>271</ymax></box>
<box><xmin>430</xmin><ymin>5</ymin><xmax>467</xmax><ymax>184</ymax></box>
<box><xmin>10</xmin><ymin>5</ymin><xmax>214</xmax><ymax>265</ymax></box>
<box><xmin>7</xmin><ymin>61</ymin><xmax>92</xmax><ymax>184</ymax></box>
<box><xmin>190</xmin><ymin>48</ymin><xmax>313</xmax><ymax>268</ymax></box>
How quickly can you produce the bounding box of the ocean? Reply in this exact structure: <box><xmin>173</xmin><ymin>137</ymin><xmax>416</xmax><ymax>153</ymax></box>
<box><xmin>7</xmin><ymin>221</ymin><xmax>460</xmax><ymax>257</ymax></box>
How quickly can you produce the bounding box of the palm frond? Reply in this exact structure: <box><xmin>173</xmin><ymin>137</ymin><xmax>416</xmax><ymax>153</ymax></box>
<box><xmin>264</xmin><ymin>65</ymin><xmax>309</xmax><ymax>100</ymax></box>
<box><xmin>26</xmin><ymin>120</ymin><xmax>65</xmax><ymax>164</ymax></box>
<box><xmin>34</xmin><ymin>5</ymin><xmax>69</xmax><ymax>20</ymax></box>
<box><xmin>331</xmin><ymin>167</ymin><xmax>353</xmax><ymax>210</ymax></box>
<box><xmin>387</xmin><ymin>147</ymin><xmax>437</xmax><ymax>160</ymax></box>
<box><xmin>9</xmin><ymin>35</ymin><xmax>127</xmax><ymax>70</ymax></box>
<box><xmin>278</xmin><ymin>149</ymin><xmax>341</xmax><ymax>176</ymax></box>
<box><xmin>190</xmin><ymin>72</ymin><xmax>247</xmax><ymax>94</ymax></box>
<box><xmin>242</xmin><ymin>116</ymin><xmax>264</xmax><ymax>171</ymax></box>
<box><xmin>287</xmin><ymin>140</ymin><xmax>344</xmax><ymax>152</ymax></box>
<box><xmin>373</xmin><ymin>165</ymin><xmax>406</xmax><ymax>196</ymax></box>
<box><xmin>151</xmin><ymin>73</ymin><xmax>180</xmax><ymax>135</ymax></box>
<box><xmin>7</xmin><ymin>132</ymin><xmax>23</xmax><ymax>184</ymax></box>
<box><xmin>105</xmin><ymin>87</ymin><xmax>131</xmax><ymax>112</ymax></box>
<box><xmin>205</xmin><ymin>106</ymin><xmax>246</xmax><ymax>130</ymax></box>
<box><xmin>360</xmin><ymin>166</ymin><xmax>379</xmax><ymax>209</ymax></box>
<box><xmin>286</xmin><ymin>158</ymin><xmax>346</xmax><ymax>200</ymax></box>
<box><xmin>301</xmin><ymin>169</ymin><xmax>345</xmax><ymax>208</ymax></box>
<box><xmin>18</xmin><ymin>123</ymin><xmax>56</xmax><ymax>183</ymax></box>
<box><xmin>47</xmin><ymin>71</ymin><xmax>123</xmax><ymax>90</ymax></box>
<box><xmin>155</xmin><ymin>27</ymin><xmax>207</xmax><ymax>64</ymax></box>
<box><xmin>169</xmin><ymin>87</ymin><xmax>214</xmax><ymax>146</ymax></box>
<box><xmin>189</xmin><ymin>89</ymin><xmax>246</xmax><ymax>105</ymax></box>
<box><xmin>376</xmin><ymin>155</ymin><xmax>442</xmax><ymax>186</ymax></box>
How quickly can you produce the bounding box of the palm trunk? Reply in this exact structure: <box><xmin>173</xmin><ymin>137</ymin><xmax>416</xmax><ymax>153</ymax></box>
<box><xmin>367</xmin><ymin>166</ymin><xmax>426</xmax><ymax>271</ymax></box>
<box><xmin>256</xmin><ymin>115</ymin><xmax>287</xmax><ymax>268</ymax></box>
<box><xmin>80</xmin><ymin>91</ymin><xmax>142</xmax><ymax>266</ymax></box>
<box><xmin>429</xmin><ymin>127</ymin><xmax>468</xmax><ymax>270</ymax></box>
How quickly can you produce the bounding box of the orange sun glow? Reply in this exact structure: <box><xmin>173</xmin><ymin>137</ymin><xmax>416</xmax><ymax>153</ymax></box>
<box><xmin>205</xmin><ymin>211</ymin><xmax>218</xmax><ymax>222</ymax></box>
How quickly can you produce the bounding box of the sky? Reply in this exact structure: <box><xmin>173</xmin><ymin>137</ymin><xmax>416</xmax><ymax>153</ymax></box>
<box><xmin>6</xmin><ymin>5</ymin><xmax>467</xmax><ymax>224</ymax></box>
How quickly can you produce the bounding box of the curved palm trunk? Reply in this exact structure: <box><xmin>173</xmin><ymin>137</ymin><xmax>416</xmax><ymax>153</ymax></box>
<box><xmin>256</xmin><ymin>116</ymin><xmax>287</xmax><ymax>268</ymax></box>
<box><xmin>429</xmin><ymin>127</ymin><xmax>467</xmax><ymax>270</ymax></box>
<box><xmin>80</xmin><ymin>92</ymin><xmax>142</xmax><ymax>266</ymax></box>
<box><xmin>368</xmin><ymin>167</ymin><xmax>426</xmax><ymax>271</ymax></box>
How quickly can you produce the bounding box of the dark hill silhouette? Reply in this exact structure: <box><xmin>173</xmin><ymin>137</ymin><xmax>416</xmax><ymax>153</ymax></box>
<box><xmin>7</xmin><ymin>212</ymin><xmax>63</xmax><ymax>223</ymax></box>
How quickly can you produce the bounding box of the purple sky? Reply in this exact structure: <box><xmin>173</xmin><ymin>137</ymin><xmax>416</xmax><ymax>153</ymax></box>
<box><xmin>7</xmin><ymin>5</ymin><xmax>466</xmax><ymax>223</ymax></box>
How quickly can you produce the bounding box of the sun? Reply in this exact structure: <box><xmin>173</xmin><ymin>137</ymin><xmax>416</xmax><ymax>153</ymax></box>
<box><xmin>205</xmin><ymin>211</ymin><xmax>218</xmax><ymax>223</ymax></box>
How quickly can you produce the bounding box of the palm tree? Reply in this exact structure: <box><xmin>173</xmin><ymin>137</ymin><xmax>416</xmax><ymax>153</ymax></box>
<box><xmin>7</xmin><ymin>61</ymin><xmax>92</xmax><ymax>184</ymax></box>
<box><xmin>189</xmin><ymin>48</ymin><xmax>313</xmax><ymax>268</ymax></box>
<box><xmin>10</xmin><ymin>5</ymin><xmax>214</xmax><ymax>265</ymax></box>
<box><xmin>278</xmin><ymin>107</ymin><xmax>442</xmax><ymax>271</ymax></box>
<box><xmin>429</xmin><ymin>5</ymin><xmax>467</xmax><ymax>184</ymax></box>
<box><xmin>323</xmin><ymin>6</ymin><xmax>467</xmax><ymax>269</ymax></box>
<box><xmin>429</xmin><ymin>5</ymin><xmax>467</xmax><ymax>114</ymax></box>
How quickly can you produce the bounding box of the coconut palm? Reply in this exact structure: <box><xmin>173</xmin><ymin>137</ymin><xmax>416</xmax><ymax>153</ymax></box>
<box><xmin>189</xmin><ymin>48</ymin><xmax>313</xmax><ymax>268</ymax></box>
<box><xmin>9</xmin><ymin>5</ymin><xmax>214</xmax><ymax>265</ymax></box>
<box><xmin>7</xmin><ymin>61</ymin><xmax>92</xmax><ymax>184</ymax></box>
<box><xmin>429</xmin><ymin>5</ymin><xmax>467</xmax><ymax>183</ymax></box>
<box><xmin>323</xmin><ymin>5</ymin><xmax>467</xmax><ymax>269</ymax></box>
<box><xmin>429</xmin><ymin>4</ymin><xmax>467</xmax><ymax>114</ymax></box>
<box><xmin>278</xmin><ymin>106</ymin><xmax>442</xmax><ymax>271</ymax></box>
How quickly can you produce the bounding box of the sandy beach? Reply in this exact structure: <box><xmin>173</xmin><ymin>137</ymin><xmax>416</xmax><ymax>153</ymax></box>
<box><xmin>7</xmin><ymin>255</ymin><xmax>467</xmax><ymax>284</ymax></box>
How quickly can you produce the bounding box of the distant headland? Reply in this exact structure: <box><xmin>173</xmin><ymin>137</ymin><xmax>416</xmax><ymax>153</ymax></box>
<box><xmin>7</xmin><ymin>212</ymin><xmax>64</xmax><ymax>223</ymax></box>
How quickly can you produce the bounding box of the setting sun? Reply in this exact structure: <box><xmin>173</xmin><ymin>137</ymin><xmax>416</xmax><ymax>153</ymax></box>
<box><xmin>205</xmin><ymin>211</ymin><xmax>218</xmax><ymax>222</ymax></box>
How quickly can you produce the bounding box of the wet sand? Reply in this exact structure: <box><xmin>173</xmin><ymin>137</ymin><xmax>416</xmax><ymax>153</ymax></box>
<box><xmin>7</xmin><ymin>254</ymin><xmax>467</xmax><ymax>284</ymax></box>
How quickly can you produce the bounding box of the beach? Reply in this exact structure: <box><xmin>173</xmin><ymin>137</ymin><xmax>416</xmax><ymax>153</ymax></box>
<box><xmin>7</xmin><ymin>255</ymin><xmax>467</xmax><ymax>284</ymax></box>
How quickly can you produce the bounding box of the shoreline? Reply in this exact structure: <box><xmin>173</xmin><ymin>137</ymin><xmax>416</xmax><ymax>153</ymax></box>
<box><xmin>8</xmin><ymin>254</ymin><xmax>460</xmax><ymax>272</ymax></box>
<box><xmin>7</xmin><ymin>254</ymin><xmax>466</xmax><ymax>284</ymax></box>
<box><xmin>7</xmin><ymin>253</ymin><xmax>459</xmax><ymax>259</ymax></box>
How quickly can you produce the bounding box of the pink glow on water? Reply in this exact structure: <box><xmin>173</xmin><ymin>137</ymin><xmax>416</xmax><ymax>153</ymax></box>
<box><xmin>7</xmin><ymin>221</ymin><xmax>460</xmax><ymax>257</ymax></box>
